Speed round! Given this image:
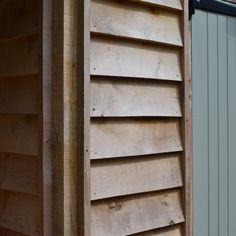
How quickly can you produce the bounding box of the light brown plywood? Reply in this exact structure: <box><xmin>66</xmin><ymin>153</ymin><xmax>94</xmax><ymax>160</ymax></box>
<box><xmin>91</xmin><ymin>78</ymin><xmax>181</xmax><ymax>117</ymax></box>
<box><xmin>0</xmin><ymin>76</ymin><xmax>39</xmax><ymax>114</ymax></box>
<box><xmin>91</xmin><ymin>0</ymin><xmax>182</xmax><ymax>46</ymax></box>
<box><xmin>131</xmin><ymin>0</ymin><xmax>182</xmax><ymax>11</ymax></box>
<box><xmin>91</xmin><ymin>118</ymin><xmax>183</xmax><ymax>159</ymax></box>
<box><xmin>0</xmin><ymin>153</ymin><xmax>38</xmax><ymax>195</ymax></box>
<box><xmin>91</xmin><ymin>190</ymin><xmax>184</xmax><ymax>236</ymax></box>
<box><xmin>0</xmin><ymin>190</ymin><xmax>40</xmax><ymax>236</ymax></box>
<box><xmin>0</xmin><ymin>35</ymin><xmax>38</xmax><ymax>78</ymax></box>
<box><xmin>0</xmin><ymin>115</ymin><xmax>39</xmax><ymax>155</ymax></box>
<box><xmin>91</xmin><ymin>37</ymin><xmax>182</xmax><ymax>81</ymax></box>
<box><xmin>0</xmin><ymin>0</ymin><xmax>39</xmax><ymax>40</ymax></box>
<box><xmin>134</xmin><ymin>225</ymin><xmax>182</xmax><ymax>235</ymax></box>
<box><xmin>91</xmin><ymin>153</ymin><xmax>182</xmax><ymax>200</ymax></box>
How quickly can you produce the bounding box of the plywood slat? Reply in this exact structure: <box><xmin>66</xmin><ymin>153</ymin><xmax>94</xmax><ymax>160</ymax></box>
<box><xmin>91</xmin><ymin>37</ymin><xmax>182</xmax><ymax>81</ymax></box>
<box><xmin>91</xmin><ymin>118</ymin><xmax>182</xmax><ymax>159</ymax></box>
<box><xmin>0</xmin><ymin>227</ymin><xmax>28</xmax><ymax>236</ymax></box>
<box><xmin>0</xmin><ymin>76</ymin><xmax>39</xmax><ymax>114</ymax></box>
<box><xmin>0</xmin><ymin>0</ymin><xmax>39</xmax><ymax>40</ymax></box>
<box><xmin>0</xmin><ymin>35</ymin><xmax>38</xmax><ymax>78</ymax></box>
<box><xmin>91</xmin><ymin>79</ymin><xmax>181</xmax><ymax>117</ymax></box>
<box><xmin>0</xmin><ymin>190</ymin><xmax>40</xmax><ymax>236</ymax></box>
<box><xmin>91</xmin><ymin>0</ymin><xmax>182</xmax><ymax>46</ymax></box>
<box><xmin>0</xmin><ymin>153</ymin><xmax>38</xmax><ymax>195</ymax></box>
<box><xmin>91</xmin><ymin>153</ymin><xmax>182</xmax><ymax>200</ymax></box>
<box><xmin>131</xmin><ymin>0</ymin><xmax>182</xmax><ymax>11</ymax></box>
<box><xmin>0</xmin><ymin>115</ymin><xmax>39</xmax><ymax>155</ymax></box>
<box><xmin>134</xmin><ymin>225</ymin><xmax>182</xmax><ymax>235</ymax></box>
<box><xmin>91</xmin><ymin>190</ymin><xmax>184</xmax><ymax>235</ymax></box>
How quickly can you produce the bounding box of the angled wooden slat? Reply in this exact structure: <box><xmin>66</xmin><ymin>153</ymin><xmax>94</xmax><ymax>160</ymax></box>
<box><xmin>130</xmin><ymin>0</ymin><xmax>182</xmax><ymax>11</ymax></box>
<box><xmin>0</xmin><ymin>115</ymin><xmax>39</xmax><ymax>155</ymax></box>
<box><xmin>0</xmin><ymin>153</ymin><xmax>39</xmax><ymax>195</ymax></box>
<box><xmin>0</xmin><ymin>227</ymin><xmax>28</xmax><ymax>236</ymax></box>
<box><xmin>91</xmin><ymin>0</ymin><xmax>182</xmax><ymax>46</ymax></box>
<box><xmin>0</xmin><ymin>76</ymin><xmax>39</xmax><ymax>114</ymax></box>
<box><xmin>0</xmin><ymin>0</ymin><xmax>39</xmax><ymax>40</ymax></box>
<box><xmin>91</xmin><ymin>118</ymin><xmax>183</xmax><ymax>159</ymax></box>
<box><xmin>0</xmin><ymin>190</ymin><xmax>40</xmax><ymax>236</ymax></box>
<box><xmin>91</xmin><ymin>37</ymin><xmax>182</xmax><ymax>81</ymax></box>
<box><xmin>91</xmin><ymin>153</ymin><xmax>182</xmax><ymax>200</ymax></box>
<box><xmin>0</xmin><ymin>35</ymin><xmax>38</xmax><ymax>78</ymax></box>
<box><xmin>91</xmin><ymin>78</ymin><xmax>181</xmax><ymax>117</ymax></box>
<box><xmin>91</xmin><ymin>190</ymin><xmax>184</xmax><ymax>236</ymax></box>
<box><xmin>133</xmin><ymin>225</ymin><xmax>182</xmax><ymax>235</ymax></box>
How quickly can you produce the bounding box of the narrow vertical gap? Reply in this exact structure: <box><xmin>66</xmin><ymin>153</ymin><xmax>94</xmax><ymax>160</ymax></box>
<box><xmin>226</xmin><ymin>16</ymin><xmax>229</xmax><ymax>236</ymax></box>
<box><xmin>217</xmin><ymin>14</ymin><xmax>220</xmax><ymax>236</ymax></box>
<box><xmin>207</xmin><ymin>12</ymin><xmax>210</xmax><ymax>236</ymax></box>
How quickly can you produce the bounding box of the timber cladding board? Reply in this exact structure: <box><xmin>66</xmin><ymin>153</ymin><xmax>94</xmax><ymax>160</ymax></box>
<box><xmin>0</xmin><ymin>153</ymin><xmax>39</xmax><ymax>195</ymax></box>
<box><xmin>0</xmin><ymin>0</ymin><xmax>39</xmax><ymax>40</ymax></box>
<box><xmin>91</xmin><ymin>153</ymin><xmax>183</xmax><ymax>200</ymax></box>
<box><xmin>91</xmin><ymin>78</ymin><xmax>181</xmax><ymax>117</ymax></box>
<box><xmin>0</xmin><ymin>115</ymin><xmax>39</xmax><ymax>155</ymax></box>
<box><xmin>0</xmin><ymin>75</ymin><xmax>39</xmax><ymax>114</ymax></box>
<box><xmin>91</xmin><ymin>189</ymin><xmax>184</xmax><ymax>236</ymax></box>
<box><xmin>131</xmin><ymin>0</ymin><xmax>183</xmax><ymax>11</ymax></box>
<box><xmin>91</xmin><ymin>36</ymin><xmax>182</xmax><ymax>81</ymax></box>
<box><xmin>90</xmin><ymin>118</ymin><xmax>183</xmax><ymax>159</ymax></box>
<box><xmin>0</xmin><ymin>190</ymin><xmax>40</xmax><ymax>236</ymax></box>
<box><xmin>0</xmin><ymin>34</ymin><xmax>38</xmax><ymax>78</ymax></box>
<box><xmin>0</xmin><ymin>227</ymin><xmax>28</xmax><ymax>236</ymax></box>
<box><xmin>91</xmin><ymin>0</ymin><xmax>182</xmax><ymax>46</ymax></box>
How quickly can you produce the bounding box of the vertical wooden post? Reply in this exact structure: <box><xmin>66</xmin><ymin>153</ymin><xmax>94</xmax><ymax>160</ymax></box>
<box><xmin>181</xmin><ymin>0</ymin><xmax>192</xmax><ymax>235</ymax></box>
<box><xmin>52</xmin><ymin>0</ymin><xmax>90</xmax><ymax>235</ymax></box>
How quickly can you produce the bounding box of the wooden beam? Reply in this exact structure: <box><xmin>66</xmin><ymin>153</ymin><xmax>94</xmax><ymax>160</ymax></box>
<box><xmin>52</xmin><ymin>0</ymin><xmax>90</xmax><ymax>235</ymax></box>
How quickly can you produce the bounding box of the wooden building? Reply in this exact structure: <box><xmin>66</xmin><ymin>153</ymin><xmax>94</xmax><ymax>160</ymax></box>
<box><xmin>0</xmin><ymin>0</ymin><xmax>192</xmax><ymax>235</ymax></box>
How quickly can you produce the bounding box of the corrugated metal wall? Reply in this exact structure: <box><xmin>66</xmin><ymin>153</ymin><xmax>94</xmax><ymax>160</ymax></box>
<box><xmin>192</xmin><ymin>9</ymin><xmax>236</xmax><ymax>236</ymax></box>
<box><xmin>89</xmin><ymin>0</ymin><xmax>187</xmax><ymax>235</ymax></box>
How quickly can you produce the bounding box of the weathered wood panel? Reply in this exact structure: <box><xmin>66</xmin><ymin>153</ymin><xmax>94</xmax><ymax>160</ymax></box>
<box><xmin>0</xmin><ymin>153</ymin><xmax>38</xmax><ymax>195</ymax></box>
<box><xmin>91</xmin><ymin>78</ymin><xmax>181</xmax><ymax>117</ymax></box>
<box><xmin>91</xmin><ymin>0</ymin><xmax>182</xmax><ymax>46</ymax></box>
<box><xmin>91</xmin><ymin>190</ymin><xmax>184</xmax><ymax>236</ymax></box>
<box><xmin>0</xmin><ymin>190</ymin><xmax>40</xmax><ymax>236</ymax></box>
<box><xmin>134</xmin><ymin>225</ymin><xmax>182</xmax><ymax>235</ymax></box>
<box><xmin>91</xmin><ymin>37</ymin><xmax>182</xmax><ymax>81</ymax></box>
<box><xmin>0</xmin><ymin>35</ymin><xmax>38</xmax><ymax>78</ymax></box>
<box><xmin>91</xmin><ymin>153</ymin><xmax>182</xmax><ymax>200</ymax></box>
<box><xmin>91</xmin><ymin>119</ymin><xmax>182</xmax><ymax>159</ymax></box>
<box><xmin>0</xmin><ymin>227</ymin><xmax>28</xmax><ymax>236</ymax></box>
<box><xmin>0</xmin><ymin>76</ymin><xmax>39</xmax><ymax>114</ymax></box>
<box><xmin>0</xmin><ymin>0</ymin><xmax>39</xmax><ymax>40</ymax></box>
<box><xmin>0</xmin><ymin>115</ymin><xmax>39</xmax><ymax>155</ymax></box>
<box><xmin>131</xmin><ymin>0</ymin><xmax>182</xmax><ymax>11</ymax></box>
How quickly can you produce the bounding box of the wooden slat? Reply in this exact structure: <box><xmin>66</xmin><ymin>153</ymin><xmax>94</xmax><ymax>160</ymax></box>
<box><xmin>0</xmin><ymin>0</ymin><xmax>39</xmax><ymax>40</ymax></box>
<box><xmin>0</xmin><ymin>190</ymin><xmax>40</xmax><ymax>236</ymax></box>
<box><xmin>91</xmin><ymin>78</ymin><xmax>181</xmax><ymax>117</ymax></box>
<box><xmin>91</xmin><ymin>118</ymin><xmax>182</xmax><ymax>159</ymax></box>
<box><xmin>91</xmin><ymin>153</ymin><xmax>182</xmax><ymax>200</ymax></box>
<box><xmin>91</xmin><ymin>0</ymin><xmax>182</xmax><ymax>46</ymax></box>
<box><xmin>91</xmin><ymin>37</ymin><xmax>182</xmax><ymax>81</ymax></box>
<box><xmin>0</xmin><ymin>76</ymin><xmax>39</xmax><ymax>114</ymax></box>
<box><xmin>0</xmin><ymin>227</ymin><xmax>28</xmax><ymax>236</ymax></box>
<box><xmin>0</xmin><ymin>35</ymin><xmax>38</xmax><ymax>78</ymax></box>
<box><xmin>131</xmin><ymin>0</ymin><xmax>182</xmax><ymax>11</ymax></box>
<box><xmin>0</xmin><ymin>153</ymin><xmax>38</xmax><ymax>195</ymax></box>
<box><xmin>133</xmin><ymin>225</ymin><xmax>182</xmax><ymax>235</ymax></box>
<box><xmin>91</xmin><ymin>190</ymin><xmax>184</xmax><ymax>236</ymax></box>
<box><xmin>0</xmin><ymin>115</ymin><xmax>39</xmax><ymax>155</ymax></box>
